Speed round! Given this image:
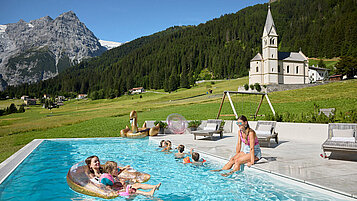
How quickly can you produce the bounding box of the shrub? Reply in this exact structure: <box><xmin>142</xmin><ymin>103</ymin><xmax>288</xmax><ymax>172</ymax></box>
<box><xmin>18</xmin><ymin>105</ymin><xmax>25</xmax><ymax>113</ymax></box>
<box><xmin>188</xmin><ymin>120</ymin><xmax>201</xmax><ymax>128</ymax></box>
<box><xmin>249</xmin><ymin>84</ymin><xmax>254</xmax><ymax>90</ymax></box>
<box><xmin>263</xmin><ymin>85</ymin><xmax>267</xmax><ymax>88</ymax></box>
<box><xmin>154</xmin><ymin>121</ymin><xmax>168</xmax><ymax>128</ymax></box>
<box><xmin>211</xmin><ymin>81</ymin><xmax>215</xmax><ymax>85</ymax></box>
<box><xmin>254</xmin><ymin>83</ymin><xmax>261</xmax><ymax>92</ymax></box>
<box><xmin>244</xmin><ymin>84</ymin><xmax>249</xmax><ymax>91</ymax></box>
<box><xmin>9</xmin><ymin>103</ymin><xmax>17</xmax><ymax>113</ymax></box>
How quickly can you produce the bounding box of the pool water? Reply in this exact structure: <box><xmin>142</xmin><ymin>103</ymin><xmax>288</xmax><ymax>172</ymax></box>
<box><xmin>0</xmin><ymin>138</ymin><xmax>344</xmax><ymax>200</ymax></box>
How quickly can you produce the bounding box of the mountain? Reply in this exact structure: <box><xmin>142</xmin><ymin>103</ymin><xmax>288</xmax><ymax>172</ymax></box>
<box><xmin>99</xmin><ymin>40</ymin><xmax>124</xmax><ymax>50</ymax></box>
<box><xmin>0</xmin><ymin>11</ymin><xmax>106</xmax><ymax>90</ymax></box>
<box><xmin>2</xmin><ymin>0</ymin><xmax>357</xmax><ymax>98</ymax></box>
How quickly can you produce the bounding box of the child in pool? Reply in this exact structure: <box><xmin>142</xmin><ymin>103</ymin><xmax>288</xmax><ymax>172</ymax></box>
<box><xmin>183</xmin><ymin>148</ymin><xmax>206</xmax><ymax>165</ymax></box>
<box><xmin>102</xmin><ymin>161</ymin><xmax>161</xmax><ymax>196</ymax></box>
<box><xmin>174</xmin><ymin>144</ymin><xmax>186</xmax><ymax>158</ymax></box>
<box><xmin>159</xmin><ymin>140</ymin><xmax>166</xmax><ymax>147</ymax></box>
<box><xmin>161</xmin><ymin>140</ymin><xmax>172</xmax><ymax>152</ymax></box>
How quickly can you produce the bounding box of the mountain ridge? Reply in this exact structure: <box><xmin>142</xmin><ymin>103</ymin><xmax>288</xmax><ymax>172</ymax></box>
<box><xmin>0</xmin><ymin>11</ymin><xmax>106</xmax><ymax>90</ymax></box>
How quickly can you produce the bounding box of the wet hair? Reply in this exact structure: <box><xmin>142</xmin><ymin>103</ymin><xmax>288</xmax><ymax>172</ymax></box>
<box><xmin>165</xmin><ymin>140</ymin><xmax>171</xmax><ymax>146</ymax></box>
<box><xmin>159</xmin><ymin>140</ymin><xmax>165</xmax><ymax>147</ymax></box>
<box><xmin>178</xmin><ymin>145</ymin><xmax>185</xmax><ymax>153</ymax></box>
<box><xmin>238</xmin><ymin>115</ymin><xmax>256</xmax><ymax>144</ymax></box>
<box><xmin>192</xmin><ymin>152</ymin><xmax>200</xmax><ymax>162</ymax></box>
<box><xmin>85</xmin><ymin>155</ymin><xmax>103</xmax><ymax>174</ymax></box>
<box><xmin>104</xmin><ymin>161</ymin><xmax>118</xmax><ymax>176</ymax></box>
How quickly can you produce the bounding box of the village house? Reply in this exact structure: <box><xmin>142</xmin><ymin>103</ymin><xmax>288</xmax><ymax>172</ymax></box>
<box><xmin>249</xmin><ymin>5</ymin><xmax>309</xmax><ymax>85</ymax></box>
<box><xmin>24</xmin><ymin>99</ymin><xmax>36</xmax><ymax>105</ymax></box>
<box><xmin>129</xmin><ymin>87</ymin><xmax>145</xmax><ymax>94</ymax></box>
<box><xmin>21</xmin><ymin>95</ymin><xmax>29</xmax><ymax>100</ymax></box>
<box><xmin>77</xmin><ymin>94</ymin><xmax>87</xmax><ymax>99</ymax></box>
<box><xmin>308</xmin><ymin>65</ymin><xmax>330</xmax><ymax>83</ymax></box>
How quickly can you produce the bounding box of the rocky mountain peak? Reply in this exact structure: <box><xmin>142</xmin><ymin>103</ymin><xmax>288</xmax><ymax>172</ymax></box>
<box><xmin>0</xmin><ymin>11</ymin><xmax>106</xmax><ymax>90</ymax></box>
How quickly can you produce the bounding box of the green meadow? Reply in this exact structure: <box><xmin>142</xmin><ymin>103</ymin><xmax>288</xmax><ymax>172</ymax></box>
<box><xmin>1</xmin><ymin>78</ymin><xmax>357</xmax><ymax>162</ymax></box>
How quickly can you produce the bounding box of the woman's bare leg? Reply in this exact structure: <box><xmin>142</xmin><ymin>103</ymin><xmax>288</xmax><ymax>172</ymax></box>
<box><xmin>211</xmin><ymin>152</ymin><xmax>244</xmax><ymax>172</ymax></box>
<box><xmin>221</xmin><ymin>154</ymin><xmax>250</xmax><ymax>177</ymax></box>
<box><xmin>135</xmin><ymin>188</ymin><xmax>156</xmax><ymax>196</ymax></box>
<box><xmin>132</xmin><ymin>182</ymin><xmax>161</xmax><ymax>190</ymax></box>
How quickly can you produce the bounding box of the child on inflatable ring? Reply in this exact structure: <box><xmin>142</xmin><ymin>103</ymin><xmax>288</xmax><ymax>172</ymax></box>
<box><xmin>102</xmin><ymin>161</ymin><xmax>161</xmax><ymax>196</ymax></box>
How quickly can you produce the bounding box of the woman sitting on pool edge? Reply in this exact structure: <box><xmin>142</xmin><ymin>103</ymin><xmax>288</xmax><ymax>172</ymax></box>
<box><xmin>101</xmin><ymin>161</ymin><xmax>161</xmax><ymax>196</ymax></box>
<box><xmin>211</xmin><ymin>115</ymin><xmax>261</xmax><ymax>176</ymax></box>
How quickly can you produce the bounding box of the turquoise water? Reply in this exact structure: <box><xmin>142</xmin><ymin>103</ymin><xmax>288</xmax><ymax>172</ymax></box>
<box><xmin>0</xmin><ymin>138</ymin><xmax>343</xmax><ymax>200</ymax></box>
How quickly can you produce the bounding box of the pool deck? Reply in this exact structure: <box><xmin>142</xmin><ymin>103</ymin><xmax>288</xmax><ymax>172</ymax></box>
<box><xmin>150</xmin><ymin>121</ymin><xmax>357</xmax><ymax>199</ymax></box>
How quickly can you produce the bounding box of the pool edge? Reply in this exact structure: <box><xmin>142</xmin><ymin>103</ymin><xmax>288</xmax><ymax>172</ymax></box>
<box><xmin>0</xmin><ymin>139</ymin><xmax>43</xmax><ymax>184</ymax></box>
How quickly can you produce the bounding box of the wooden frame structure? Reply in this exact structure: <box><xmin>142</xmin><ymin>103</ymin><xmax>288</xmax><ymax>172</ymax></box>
<box><xmin>216</xmin><ymin>91</ymin><xmax>275</xmax><ymax>120</ymax></box>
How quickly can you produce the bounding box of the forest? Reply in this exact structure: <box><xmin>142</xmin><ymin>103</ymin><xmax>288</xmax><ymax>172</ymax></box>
<box><xmin>2</xmin><ymin>0</ymin><xmax>357</xmax><ymax>98</ymax></box>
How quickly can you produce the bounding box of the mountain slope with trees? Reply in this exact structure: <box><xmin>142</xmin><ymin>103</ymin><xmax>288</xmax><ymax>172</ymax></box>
<box><xmin>3</xmin><ymin>0</ymin><xmax>357</xmax><ymax>98</ymax></box>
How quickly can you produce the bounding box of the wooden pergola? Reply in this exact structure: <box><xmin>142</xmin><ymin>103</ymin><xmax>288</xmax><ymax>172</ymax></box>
<box><xmin>216</xmin><ymin>91</ymin><xmax>276</xmax><ymax>120</ymax></box>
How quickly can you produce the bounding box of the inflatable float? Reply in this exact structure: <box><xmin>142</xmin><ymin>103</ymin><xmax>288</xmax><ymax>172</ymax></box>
<box><xmin>67</xmin><ymin>161</ymin><xmax>151</xmax><ymax>199</ymax></box>
<box><xmin>120</xmin><ymin>110</ymin><xmax>160</xmax><ymax>138</ymax></box>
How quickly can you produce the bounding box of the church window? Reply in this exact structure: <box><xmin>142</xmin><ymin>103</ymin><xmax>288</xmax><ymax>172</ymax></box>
<box><xmin>256</xmin><ymin>67</ymin><xmax>259</xmax><ymax>72</ymax></box>
<box><xmin>270</xmin><ymin>38</ymin><xmax>274</xmax><ymax>45</ymax></box>
<box><xmin>272</xmin><ymin>68</ymin><xmax>274</xmax><ymax>72</ymax></box>
<box><xmin>278</xmin><ymin>65</ymin><xmax>280</xmax><ymax>73</ymax></box>
<box><xmin>287</xmin><ymin>66</ymin><xmax>290</xmax><ymax>73</ymax></box>
<box><xmin>264</xmin><ymin>40</ymin><xmax>267</xmax><ymax>45</ymax></box>
<box><xmin>272</xmin><ymin>54</ymin><xmax>274</xmax><ymax>58</ymax></box>
<box><xmin>296</xmin><ymin>66</ymin><xmax>299</xmax><ymax>74</ymax></box>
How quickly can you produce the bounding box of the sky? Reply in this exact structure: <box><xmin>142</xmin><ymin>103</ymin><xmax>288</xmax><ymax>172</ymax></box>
<box><xmin>0</xmin><ymin>0</ymin><xmax>267</xmax><ymax>43</ymax></box>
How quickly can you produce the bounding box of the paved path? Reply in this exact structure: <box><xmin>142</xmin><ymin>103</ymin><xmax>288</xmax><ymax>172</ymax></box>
<box><xmin>150</xmin><ymin>126</ymin><xmax>357</xmax><ymax>199</ymax></box>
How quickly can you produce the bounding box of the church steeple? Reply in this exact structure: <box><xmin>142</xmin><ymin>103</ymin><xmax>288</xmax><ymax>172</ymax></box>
<box><xmin>263</xmin><ymin>5</ymin><xmax>277</xmax><ymax>37</ymax></box>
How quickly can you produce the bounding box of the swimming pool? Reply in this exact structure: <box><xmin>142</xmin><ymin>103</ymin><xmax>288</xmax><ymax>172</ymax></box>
<box><xmin>0</xmin><ymin>138</ymin><xmax>349</xmax><ymax>200</ymax></box>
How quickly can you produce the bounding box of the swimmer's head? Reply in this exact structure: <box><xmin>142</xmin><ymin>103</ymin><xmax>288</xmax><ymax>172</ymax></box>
<box><xmin>178</xmin><ymin>145</ymin><xmax>185</xmax><ymax>153</ymax></box>
<box><xmin>159</xmin><ymin>140</ymin><xmax>165</xmax><ymax>147</ymax></box>
<box><xmin>192</xmin><ymin>152</ymin><xmax>200</xmax><ymax>162</ymax></box>
<box><xmin>165</xmin><ymin>140</ymin><xmax>171</xmax><ymax>148</ymax></box>
<box><xmin>104</xmin><ymin>161</ymin><xmax>118</xmax><ymax>177</ymax></box>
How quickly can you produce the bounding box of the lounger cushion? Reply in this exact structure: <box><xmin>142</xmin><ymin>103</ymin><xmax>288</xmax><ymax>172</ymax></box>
<box><xmin>255</xmin><ymin>130</ymin><xmax>271</xmax><ymax>136</ymax></box>
<box><xmin>332</xmin><ymin>129</ymin><xmax>354</xmax><ymax>138</ymax></box>
<box><xmin>204</xmin><ymin>123</ymin><xmax>217</xmax><ymax>130</ymax></box>
<box><xmin>330</xmin><ymin>137</ymin><xmax>355</xmax><ymax>142</ymax></box>
<box><xmin>257</xmin><ymin>125</ymin><xmax>273</xmax><ymax>132</ymax></box>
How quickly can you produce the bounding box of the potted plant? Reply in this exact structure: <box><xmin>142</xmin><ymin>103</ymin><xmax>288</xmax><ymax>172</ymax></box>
<box><xmin>188</xmin><ymin>120</ymin><xmax>201</xmax><ymax>131</ymax></box>
<box><xmin>154</xmin><ymin>120</ymin><xmax>168</xmax><ymax>133</ymax></box>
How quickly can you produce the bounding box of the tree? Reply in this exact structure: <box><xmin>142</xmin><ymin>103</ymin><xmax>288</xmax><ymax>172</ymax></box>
<box><xmin>18</xmin><ymin>105</ymin><xmax>25</xmax><ymax>113</ymax></box>
<box><xmin>335</xmin><ymin>56</ymin><xmax>357</xmax><ymax>78</ymax></box>
<box><xmin>318</xmin><ymin>59</ymin><xmax>326</xmax><ymax>68</ymax></box>
<box><xmin>9</xmin><ymin>103</ymin><xmax>17</xmax><ymax>113</ymax></box>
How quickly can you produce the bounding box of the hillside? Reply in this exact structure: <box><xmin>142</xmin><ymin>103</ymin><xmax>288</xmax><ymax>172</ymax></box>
<box><xmin>2</xmin><ymin>0</ymin><xmax>357</xmax><ymax>98</ymax></box>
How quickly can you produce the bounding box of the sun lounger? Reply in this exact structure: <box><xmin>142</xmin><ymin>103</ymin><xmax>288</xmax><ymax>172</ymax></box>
<box><xmin>192</xmin><ymin>119</ymin><xmax>223</xmax><ymax>140</ymax></box>
<box><xmin>322</xmin><ymin>123</ymin><xmax>357</xmax><ymax>157</ymax></box>
<box><xmin>255</xmin><ymin>120</ymin><xmax>278</xmax><ymax>147</ymax></box>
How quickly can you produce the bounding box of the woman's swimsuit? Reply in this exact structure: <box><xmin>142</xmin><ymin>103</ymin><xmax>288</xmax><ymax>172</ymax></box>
<box><xmin>240</xmin><ymin>130</ymin><xmax>262</xmax><ymax>160</ymax></box>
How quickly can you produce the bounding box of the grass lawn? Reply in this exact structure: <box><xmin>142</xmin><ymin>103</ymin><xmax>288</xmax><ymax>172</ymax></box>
<box><xmin>0</xmin><ymin>78</ymin><xmax>356</xmax><ymax>162</ymax></box>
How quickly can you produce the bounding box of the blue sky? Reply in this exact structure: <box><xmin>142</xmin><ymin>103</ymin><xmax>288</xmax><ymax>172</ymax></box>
<box><xmin>0</xmin><ymin>0</ymin><xmax>267</xmax><ymax>43</ymax></box>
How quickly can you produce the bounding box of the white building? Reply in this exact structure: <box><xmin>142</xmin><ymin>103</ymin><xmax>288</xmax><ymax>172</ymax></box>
<box><xmin>130</xmin><ymin>87</ymin><xmax>145</xmax><ymax>94</ymax></box>
<box><xmin>249</xmin><ymin>6</ymin><xmax>309</xmax><ymax>85</ymax></box>
<box><xmin>309</xmin><ymin>66</ymin><xmax>330</xmax><ymax>83</ymax></box>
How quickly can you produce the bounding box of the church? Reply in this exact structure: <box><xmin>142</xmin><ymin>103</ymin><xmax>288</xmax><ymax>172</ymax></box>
<box><xmin>249</xmin><ymin>6</ymin><xmax>309</xmax><ymax>85</ymax></box>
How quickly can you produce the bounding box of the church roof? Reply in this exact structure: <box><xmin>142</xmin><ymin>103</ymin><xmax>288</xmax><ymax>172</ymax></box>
<box><xmin>278</xmin><ymin>52</ymin><xmax>307</xmax><ymax>62</ymax></box>
<box><xmin>263</xmin><ymin>6</ymin><xmax>276</xmax><ymax>35</ymax></box>
<box><xmin>251</xmin><ymin>53</ymin><xmax>262</xmax><ymax>61</ymax></box>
